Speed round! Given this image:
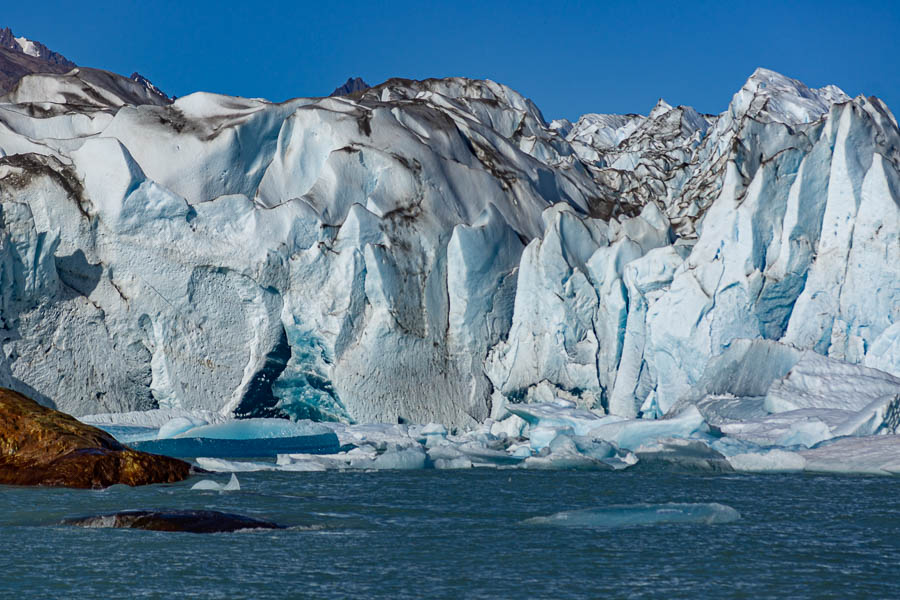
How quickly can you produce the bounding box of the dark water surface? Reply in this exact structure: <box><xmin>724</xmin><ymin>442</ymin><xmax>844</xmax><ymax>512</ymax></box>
<box><xmin>2</xmin><ymin>469</ymin><xmax>898</xmax><ymax>599</ymax></box>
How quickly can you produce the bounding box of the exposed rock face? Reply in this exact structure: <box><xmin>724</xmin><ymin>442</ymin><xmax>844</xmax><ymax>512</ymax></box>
<box><xmin>0</xmin><ymin>27</ymin><xmax>76</xmax><ymax>69</ymax></box>
<box><xmin>330</xmin><ymin>76</ymin><xmax>370</xmax><ymax>96</ymax></box>
<box><xmin>62</xmin><ymin>509</ymin><xmax>284</xmax><ymax>533</ymax></box>
<box><xmin>0</xmin><ymin>26</ymin><xmax>76</xmax><ymax>95</ymax></box>
<box><xmin>0</xmin><ymin>26</ymin><xmax>171</xmax><ymax>103</ymax></box>
<box><xmin>130</xmin><ymin>72</ymin><xmax>173</xmax><ymax>104</ymax></box>
<box><xmin>0</xmin><ymin>388</ymin><xmax>191</xmax><ymax>488</ymax></box>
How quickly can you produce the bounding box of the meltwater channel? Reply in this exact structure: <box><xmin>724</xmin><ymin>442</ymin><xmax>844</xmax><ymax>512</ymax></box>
<box><xmin>2</xmin><ymin>469</ymin><xmax>899</xmax><ymax>599</ymax></box>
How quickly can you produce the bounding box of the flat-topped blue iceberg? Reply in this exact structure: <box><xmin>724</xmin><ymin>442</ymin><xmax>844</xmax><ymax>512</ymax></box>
<box><xmin>131</xmin><ymin>418</ymin><xmax>340</xmax><ymax>458</ymax></box>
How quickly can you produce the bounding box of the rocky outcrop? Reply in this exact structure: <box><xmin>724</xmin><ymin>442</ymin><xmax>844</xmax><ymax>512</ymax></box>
<box><xmin>62</xmin><ymin>509</ymin><xmax>284</xmax><ymax>533</ymax></box>
<box><xmin>0</xmin><ymin>388</ymin><xmax>191</xmax><ymax>488</ymax></box>
<box><xmin>0</xmin><ymin>26</ymin><xmax>171</xmax><ymax>102</ymax></box>
<box><xmin>0</xmin><ymin>26</ymin><xmax>75</xmax><ymax>95</ymax></box>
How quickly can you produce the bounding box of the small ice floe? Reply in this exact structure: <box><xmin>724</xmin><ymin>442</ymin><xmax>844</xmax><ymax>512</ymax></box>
<box><xmin>191</xmin><ymin>473</ymin><xmax>241</xmax><ymax>492</ymax></box>
<box><xmin>525</xmin><ymin>503</ymin><xmax>741</xmax><ymax>529</ymax></box>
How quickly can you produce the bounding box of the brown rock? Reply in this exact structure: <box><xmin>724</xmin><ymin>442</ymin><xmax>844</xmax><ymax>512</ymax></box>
<box><xmin>0</xmin><ymin>388</ymin><xmax>191</xmax><ymax>488</ymax></box>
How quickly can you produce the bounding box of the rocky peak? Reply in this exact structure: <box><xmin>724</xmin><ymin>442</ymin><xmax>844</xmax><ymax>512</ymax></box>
<box><xmin>330</xmin><ymin>76</ymin><xmax>370</xmax><ymax>96</ymax></box>
<box><xmin>0</xmin><ymin>26</ymin><xmax>75</xmax><ymax>69</ymax></box>
<box><xmin>130</xmin><ymin>71</ymin><xmax>174</xmax><ymax>103</ymax></box>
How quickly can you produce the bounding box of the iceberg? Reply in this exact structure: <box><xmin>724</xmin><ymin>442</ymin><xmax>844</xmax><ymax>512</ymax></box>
<box><xmin>726</xmin><ymin>450</ymin><xmax>807</xmax><ymax>473</ymax></box>
<box><xmin>525</xmin><ymin>503</ymin><xmax>741</xmax><ymax>529</ymax></box>
<box><xmin>191</xmin><ymin>473</ymin><xmax>241</xmax><ymax>491</ymax></box>
<box><xmin>633</xmin><ymin>439</ymin><xmax>733</xmax><ymax>472</ymax></box>
<box><xmin>157</xmin><ymin>416</ymin><xmax>209</xmax><ymax>439</ymax></box>
<box><xmin>799</xmin><ymin>436</ymin><xmax>900</xmax><ymax>475</ymax></box>
<box><xmin>131</xmin><ymin>418</ymin><xmax>341</xmax><ymax>458</ymax></box>
<box><xmin>170</xmin><ymin>418</ymin><xmax>333</xmax><ymax>440</ymax></box>
<box><xmin>277</xmin><ymin>444</ymin><xmax>427</xmax><ymax>471</ymax></box>
<box><xmin>586</xmin><ymin>406</ymin><xmax>709</xmax><ymax>451</ymax></box>
<box><xmin>764</xmin><ymin>353</ymin><xmax>900</xmax><ymax>413</ymax></box>
<box><xmin>194</xmin><ymin>458</ymin><xmax>286</xmax><ymax>472</ymax></box>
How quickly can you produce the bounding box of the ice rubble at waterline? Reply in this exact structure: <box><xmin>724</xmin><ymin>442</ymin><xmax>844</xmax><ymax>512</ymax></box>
<box><xmin>0</xmin><ymin>66</ymin><xmax>898</xmax><ymax>473</ymax></box>
<box><xmin>84</xmin><ymin>350</ymin><xmax>900</xmax><ymax>475</ymax></box>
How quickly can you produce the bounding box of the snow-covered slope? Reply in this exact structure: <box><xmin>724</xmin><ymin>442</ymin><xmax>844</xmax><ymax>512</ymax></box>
<box><xmin>0</xmin><ymin>67</ymin><xmax>897</xmax><ymax>436</ymax></box>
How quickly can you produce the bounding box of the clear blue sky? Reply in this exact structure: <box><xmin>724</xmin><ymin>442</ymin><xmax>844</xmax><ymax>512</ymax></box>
<box><xmin>6</xmin><ymin>0</ymin><xmax>899</xmax><ymax>120</ymax></box>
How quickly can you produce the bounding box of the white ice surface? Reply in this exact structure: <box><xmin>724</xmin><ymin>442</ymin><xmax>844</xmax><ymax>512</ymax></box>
<box><xmin>525</xmin><ymin>503</ymin><xmax>741</xmax><ymax>529</ymax></box>
<box><xmin>174</xmin><ymin>418</ymin><xmax>333</xmax><ymax>439</ymax></box>
<box><xmin>191</xmin><ymin>473</ymin><xmax>241</xmax><ymax>491</ymax></box>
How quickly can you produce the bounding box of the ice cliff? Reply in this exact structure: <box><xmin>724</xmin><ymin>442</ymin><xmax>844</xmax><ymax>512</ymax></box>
<box><xmin>0</xmin><ymin>67</ymin><xmax>897</xmax><ymax>431</ymax></box>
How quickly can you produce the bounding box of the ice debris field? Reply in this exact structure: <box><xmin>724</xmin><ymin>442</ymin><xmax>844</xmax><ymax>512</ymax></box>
<box><xmin>0</xmin><ymin>65</ymin><xmax>898</xmax><ymax>475</ymax></box>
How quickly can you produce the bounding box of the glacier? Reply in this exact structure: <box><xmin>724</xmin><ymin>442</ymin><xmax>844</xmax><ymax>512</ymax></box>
<box><xmin>0</xmin><ymin>65</ymin><xmax>898</xmax><ymax>474</ymax></box>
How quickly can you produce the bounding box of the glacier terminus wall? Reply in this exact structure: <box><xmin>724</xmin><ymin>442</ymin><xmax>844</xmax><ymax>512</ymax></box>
<box><xmin>0</xmin><ymin>67</ymin><xmax>897</xmax><ymax>427</ymax></box>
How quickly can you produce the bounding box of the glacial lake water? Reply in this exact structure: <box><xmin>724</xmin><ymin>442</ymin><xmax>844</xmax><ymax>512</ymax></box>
<box><xmin>2</xmin><ymin>468</ymin><xmax>899</xmax><ymax>599</ymax></box>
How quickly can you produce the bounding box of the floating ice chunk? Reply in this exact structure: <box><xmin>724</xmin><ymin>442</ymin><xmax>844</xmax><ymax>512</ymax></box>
<box><xmin>507</xmin><ymin>444</ymin><xmax>533</xmax><ymax>458</ymax></box>
<box><xmin>278</xmin><ymin>445</ymin><xmax>379</xmax><ymax>470</ymax></box>
<box><xmin>524</xmin><ymin>454</ymin><xmax>613</xmax><ymax>470</ymax></box>
<box><xmin>489</xmin><ymin>414</ymin><xmax>526</xmax><ymax>439</ymax></box>
<box><xmin>832</xmin><ymin>394</ymin><xmax>900</xmax><ymax>437</ymax></box>
<box><xmin>433</xmin><ymin>457</ymin><xmax>474</xmax><ymax>470</ymax></box>
<box><xmin>79</xmin><ymin>408</ymin><xmax>226</xmax><ymax>429</ymax></box>
<box><xmin>194</xmin><ymin>458</ymin><xmax>281</xmax><ymax>472</ymax></box>
<box><xmin>278</xmin><ymin>444</ymin><xmax>427</xmax><ymax>471</ymax></box>
<box><xmin>90</xmin><ymin>425</ymin><xmax>158</xmax><ymax>444</ymax></box>
<box><xmin>586</xmin><ymin>406</ymin><xmax>708</xmax><ymax>450</ymax></box>
<box><xmin>158</xmin><ymin>416</ymin><xmax>208</xmax><ymax>439</ymax></box>
<box><xmin>506</xmin><ymin>400</ymin><xmax>612</xmax><ymax>437</ymax></box>
<box><xmin>223</xmin><ymin>473</ymin><xmax>241</xmax><ymax>491</ymax></box>
<box><xmin>415</xmin><ymin>423</ymin><xmax>449</xmax><ymax>447</ymax></box>
<box><xmin>418</xmin><ymin>423</ymin><xmax>448</xmax><ymax>437</ymax></box>
<box><xmin>132</xmin><ymin>431</ymin><xmax>341</xmax><ymax>458</ymax></box>
<box><xmin>765</xmin><ymin>353</ymin><xmax>900</xmax><ymax>413</ymax></box>
<box><xmin>426</xmin><ymin>443</ymin><xmax>472</xmax><ymax>469</ymax></box>
<box><xmin>776</xmin><ymin>419</ymin><xmax>833</xmax><ymax>448</ymax></box>
<box><xmin>799</xmin><ymin>436</ymin><xmax>900</xmax><ymax>475</ymax></box>
<box><xmin>525</xmin><ymin>503</ymin><xmax>740</xmax><ymax>529</ymax></box>
<box><xmin>371</xmin><ymin>446</ymin><xmax>427</xmax><ymax>470</ymax></box>
<box><xmin>528</xmin><ymin>425</ymin><xmax>573</xmax><ymax>451</ymax></box>
<box><xmin>174</xmin><ymin>418</ymin><xmax>333</xmax><ymax>439</ymax></box>
<box><xmin>191</xmin><ymin>479</ymin><xmax>224</xmax><ymax>490</ymax></box>
<box><xmin>454</xmin><ymin>442</ymin><xmax>525</xmax><ymax>467</ymax></box>
<box><xmin>727</xmin><ymin>450</ymin><xmax>807</xmax><ymax>473</ymax></box>
<box><xmin>634</xmin><ymin>438</ymin><xmax>733</xmax><ymax>472</ymax></box>
<box><xmin>327</xmin><ymin>423</ymin><xmax>417</xmax><ymax>449</ymax></box>
<box><xmin>717</xmin><ymin>408</ymin><xmax>851</xmax><ymax>447</ymax></box>
<box><xmin>275</xmin><ymin>461</ymin><xmax>329</xmax><ymax>472</ymax></box>
<box><xmin>524</xmin><ymin>434</ymin><xmax>635</xmax><ymax>470</ymax></box>
<box><xmin>191</xmin><ymin>473</ymin><xmax>241</xmax><ymax>491</ymax></box>
<box><xmin>132</xmin><ymin>418</ymin><xmax>343</xmax><ymax>457</ymax></box>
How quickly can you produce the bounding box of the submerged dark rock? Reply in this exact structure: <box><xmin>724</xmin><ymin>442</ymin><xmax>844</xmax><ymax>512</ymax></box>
<box><xmin>0</xmin><ymin>388</ymin><xmax>192</xmax><ymax>489</ymax></box>
<box><xmin>62</xmin><ymin>509</ymin><xmax>285</xmax><ymax>533</ymax></box>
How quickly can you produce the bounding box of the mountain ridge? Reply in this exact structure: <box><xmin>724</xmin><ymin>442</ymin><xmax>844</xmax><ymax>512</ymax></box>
<box><xmin>0</xmin><ymin>26</ymin><xmax>171</xmax><ymax>103</ymax></box>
